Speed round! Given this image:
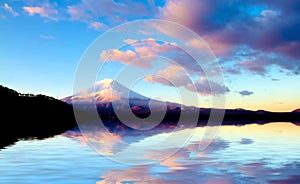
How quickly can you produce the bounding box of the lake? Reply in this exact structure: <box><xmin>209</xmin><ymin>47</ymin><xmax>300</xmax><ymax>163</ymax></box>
<box><xmin>1</xmin><ymin>122</ymin><xmax>300</xmax><ymax>183</ymax></box>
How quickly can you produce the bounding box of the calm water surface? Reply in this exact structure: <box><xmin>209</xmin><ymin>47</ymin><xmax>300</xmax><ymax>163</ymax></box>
<box><xmin>1</xmin><ymin>122</ymin><xmax>300</xmax><ymax>183</ymax></box>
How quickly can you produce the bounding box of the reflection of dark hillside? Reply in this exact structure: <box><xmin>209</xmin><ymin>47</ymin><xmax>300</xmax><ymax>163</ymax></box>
<box><xmin>198</xmin><ymin>108</ymin><xmax>300</xmax><ymax>125</ymax></box>
<box><xmin>96</xmin><ymin>104</ymin><xmax>300</xmax><ymax>130</ymax></box>
<box><xmin>0</xmin><ymin>85</ymin><xmax>77</xmax><ymax>148</ymax></box>
<box><xmin>76</xmin><ymin>103</ymin><xmax>300</xmax><ymax>134</ymax></box>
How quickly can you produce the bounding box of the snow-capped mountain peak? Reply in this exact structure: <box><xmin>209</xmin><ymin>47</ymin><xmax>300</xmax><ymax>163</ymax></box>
<box><xmin>62</xmin><ymin>78</ymin><xmax>149</xmax><ymax>104</ymax></box>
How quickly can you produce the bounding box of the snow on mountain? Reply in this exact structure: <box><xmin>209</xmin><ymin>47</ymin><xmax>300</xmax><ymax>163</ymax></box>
<box><xmin>62</xmin><ymin>78</ymin><xmax>150</xmax><ymax>105</ymax></box>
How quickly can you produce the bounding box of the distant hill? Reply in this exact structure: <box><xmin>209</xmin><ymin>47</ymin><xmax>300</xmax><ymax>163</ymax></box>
<box><xmin>293</xmin><ymin>109</ymin><xmax>300</xmax><ymax>113</ymax></box>
<box><xmin>0</xmin><ymin>85</ymin><xmax>77</xmax><ymax>148</ymax></box>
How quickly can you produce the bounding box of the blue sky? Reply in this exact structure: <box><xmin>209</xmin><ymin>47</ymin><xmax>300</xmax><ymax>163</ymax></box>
<box><xmin>0</xmin><ymin>0</ymin><xmax>299</xmax><ymax>111</ymax></box>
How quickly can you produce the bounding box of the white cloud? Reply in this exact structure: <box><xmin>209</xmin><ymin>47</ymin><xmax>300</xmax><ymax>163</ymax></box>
<box><xmin>3</xmin><ymin>3</ymin><xmax>19</xmax><ymax>17</ymax></box>
<box><xmin>40</xmin><ymin>34</ymin><xmax>55</xmax><ymax>40</ymax></box>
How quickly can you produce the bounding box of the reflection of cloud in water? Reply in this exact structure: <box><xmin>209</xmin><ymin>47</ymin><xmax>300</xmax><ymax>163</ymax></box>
<box><xmin>63</xmin><ymin>129</ymin><xmax>122</xmax><ymax>155</ymax></box>
<box><xmin>145</xmin><ymin>148</ymin><xmax>191</xmax><ymax>170</ymax></box>
<box><xmin>239</xmin><ymin>138</ymin><xmax>254</xmax><ymax>145</ymax></box>
<box><xmin>144</xmin><ymin>139</ymin><xmax>230</xmax><ymax>171</ymax></box>
<box><xmin>97</xmin><ymin>165</ymin><xmax>178</xmax><ymax>184</ymax></box>
<box><xmin>97</xmin><ymin>159</ymin><xmax>300</xmax><ymax>183</ymax></box>
<box><xmin>65</xmin><ymin>123</ymin><xmax>300</xmax><ymax>183</ymax></box>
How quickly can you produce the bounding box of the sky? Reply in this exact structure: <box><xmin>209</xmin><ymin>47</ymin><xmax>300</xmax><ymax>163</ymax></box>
<box><xmin>0</xmin><ymin>0</ymin><xmax>300</xmax><ymax>112</ymax></box>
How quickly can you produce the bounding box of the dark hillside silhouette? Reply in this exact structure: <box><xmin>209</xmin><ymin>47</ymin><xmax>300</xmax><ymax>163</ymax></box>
<box><xmin>0</xmin><ymin>85</ymin><xmax>77</xmax><ymax>148</ymax></box>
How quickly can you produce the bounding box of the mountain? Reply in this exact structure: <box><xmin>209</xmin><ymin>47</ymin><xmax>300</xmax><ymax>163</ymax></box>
<box><xmin>62</xmin><ymin>79</ymin><xmax>182</xmax><ymax>117</ymax></box>
<box><xmin>62</xmin><ymin>79</ymin><xmax>300</xmax><ymax>127</ymax></box>
<box><xmin>62</xmin><ymin>79</ymin><xmax>187</xmax><ymax>131</ymax></box>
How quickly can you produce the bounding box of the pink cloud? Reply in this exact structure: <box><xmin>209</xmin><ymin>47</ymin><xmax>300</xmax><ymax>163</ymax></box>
<box><xmin>144</xmin><ymin>66</ymin><xmax>229</xmax><ymax>95</ymax></box>
<box><xmin>157</xmin><ymin>0</ymin><xmax>234</xmax><ymax>57</ymax></box>
<box><xmin>236</xmin><ymin>52</ymin><xmax>300</xmax><ymax>75</ymax></box>
<box><xmin>274</xmin><ymin>41</ymin><xmax>300</xmax><ymax>59</ymax></box>
<box><xmin>23</xmin><ymin>6</ymin><xmax>43</xmax><ymax>15</ymax></box>
<box><xmin>159</xmin><ymin>0</ymin><xmax>206</xmax><ymax>32</ymax></box>
<box><xmin>186</xmin><ymin>36</ymin><xmax>232</xmax><ymax>57</ymax></box>
<box><xmin>100</xmin><ymin>38</ymin><xmax>228</xmax><ymax>95</ymax></box>
<box><xmin>23</xmin><ymin>3</ymin><xmax>58</xmax><ymax>21</ymax></box>
<box><xmin>144</xmin><ymin>65</ymin><xmax>191</xmax><ymax>87</ymax></box>
<box><xmin>67</xmin><ymin>5</ymin><xmax>89</xmax><ymax>21</ymax></box>
<box><xmin>131</xmin><ymin>38</ymin><xmax>176</xmax><ymax>54</ymax></box>
<box><xmin>186</xmin><ymin>78</ymin><xmax>230</xmax><ymax>95</ymax></box>
<box><xmin>158</xmin><ymin>0</ymin><xmax>300</xmax><ymax>75</ymax></box>
<box><xmin>101</xmin><ymin>49</ymin><xmax>137</xmax><ymax>64</ymax></box>
<box><xmin>3</xmin><ymin>3</ymin><xmax>19</xmax><ymax>17</ymax></box>
<box><xmin>123</xmin><ymin>39</ymin><xmax>137</xmax><ymax>45</ymax></box>
<box><xmin>100</xmin><ymin>39</ymin><xmax>177</xmax><ymax>68</ymax></box>
<box><xmin>89</xmin><ymin>21</ymin><xmax>108</xmax><ymax>31</ymax></box>
<box><xmin>237</xmin><ymin>59</ymin><xmax>267</xmax><ymax>75</ymax></box>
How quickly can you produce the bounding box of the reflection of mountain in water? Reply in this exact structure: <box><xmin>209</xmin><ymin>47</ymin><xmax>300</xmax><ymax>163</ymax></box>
<box><xmin>64</xmin><ymin>122</ymin><xmax>300</xmax><ymax>169</ymax></box>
